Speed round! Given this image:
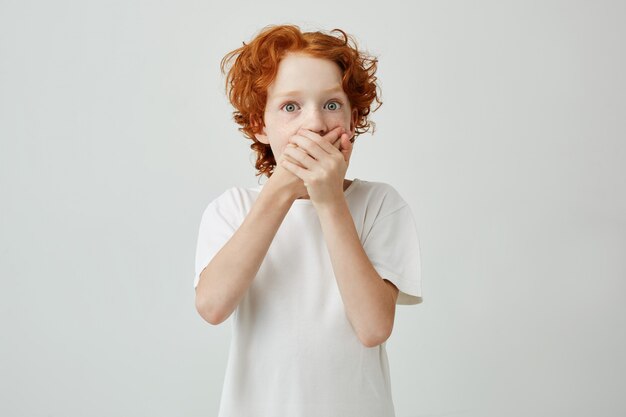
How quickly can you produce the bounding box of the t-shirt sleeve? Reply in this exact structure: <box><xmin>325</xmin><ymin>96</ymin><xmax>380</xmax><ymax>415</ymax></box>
<box><xmin>362</xmin><ymin>203</ymin><xmax>423</xmax><ymax>305</ymax></box>
<box><xmin>193</xmin><ymin>189</ymin><xmax>239</xmax><ymax>290</ymax></box>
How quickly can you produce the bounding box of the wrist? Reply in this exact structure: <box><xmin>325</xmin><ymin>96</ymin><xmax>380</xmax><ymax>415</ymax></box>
<box><xmin>262</xmin><ymin>178</ymin><xmax>298</xmax><ymax>205</ymax></box>
<box><xmin>314</xmin><ymin>194</ymin><xmax>349</xmax><ymax>217</ymax></box>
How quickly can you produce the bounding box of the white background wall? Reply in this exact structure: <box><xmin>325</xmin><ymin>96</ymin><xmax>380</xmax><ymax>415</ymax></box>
<box><xmin>1</xmin><ymin>1</ymin><xmax>624</xmax><ymax>416</ymax></box>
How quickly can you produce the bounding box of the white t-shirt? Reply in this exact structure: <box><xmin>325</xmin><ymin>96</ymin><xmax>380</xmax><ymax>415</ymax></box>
<box><xmin>194</xmin><ymin>178</ymin><xmax>422</xmax><ymax>417</ymax></box>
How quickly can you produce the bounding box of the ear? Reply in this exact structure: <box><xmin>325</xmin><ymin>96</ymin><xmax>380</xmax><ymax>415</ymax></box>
<box><xmin>253</xmin><ymin>121</ymin><xmax>269</xmax><ymax>144</ymax></box>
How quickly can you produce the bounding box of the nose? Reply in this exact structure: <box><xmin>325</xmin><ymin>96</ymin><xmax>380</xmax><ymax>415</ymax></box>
<box><xmin>300</xmin><ymin>107</ymin><xmax>328</xmax><ymax>136</ymax></box>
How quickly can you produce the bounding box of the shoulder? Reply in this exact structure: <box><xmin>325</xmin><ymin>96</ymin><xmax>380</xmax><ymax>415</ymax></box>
<box><xmin>202</xmin><ymin>186</ymin><xmax>237</xmax><ymax>212</ymax></box>
<box><xmin>352</xmin><ymin>178</ymin><xmax>409</xmax><ymax>215</ymax></box>
<box><xmin>201</xmin><ymin>183</ymin><xmax>264</xmax><ymax>223</ymax></box>
<box><xmin>199</xmin><ymin>185</ymin><xmax>247</xmax><ymax>225</ymax></box>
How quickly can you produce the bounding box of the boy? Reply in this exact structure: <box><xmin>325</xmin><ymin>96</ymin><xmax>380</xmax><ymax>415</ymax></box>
<box><xmin>194</xmin><ymin>24</ymin><xmax>422</xmax><ymax>417</ymax></box>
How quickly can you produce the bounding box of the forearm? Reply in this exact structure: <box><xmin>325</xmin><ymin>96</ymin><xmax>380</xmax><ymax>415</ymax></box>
<box><xmin>316</xmin><ymin>199</ymin><xmax>395</xmax><ymax>347</ymax></box>
<box><xmin>195</xmin><ymin>182</ymin><xmax>294</xmax><ymax>325</ymax></box>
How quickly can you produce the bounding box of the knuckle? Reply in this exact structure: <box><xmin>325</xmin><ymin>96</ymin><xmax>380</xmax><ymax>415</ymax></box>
<box><xmin>309</xmin><ymin>175</ymin><xmax>322</xmax><ymax>185</ymax></box>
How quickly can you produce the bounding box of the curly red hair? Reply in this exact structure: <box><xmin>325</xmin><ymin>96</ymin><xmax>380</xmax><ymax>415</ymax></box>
<box><xmin>220</xmin><ymin>24</ymin><xmax>383</xmax><ymax>179</ymax></box>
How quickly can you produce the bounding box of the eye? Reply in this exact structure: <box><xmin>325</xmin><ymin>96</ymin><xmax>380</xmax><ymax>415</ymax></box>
<box><xmin>282</xmin><ymin>102</ymin><xmax>299</xmax><ymax>113</ymax></box>
<box><xmin>325</xmin><ymin>100</ymin><xmax>342</xmax><ymax>111</ymax></box>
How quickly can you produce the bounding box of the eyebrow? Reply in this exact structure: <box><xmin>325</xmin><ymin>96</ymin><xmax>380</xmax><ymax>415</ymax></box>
<box><xmin>273</xmin><ymin>86</ymin><xmax>345</xmax><ymax>98</ymax></box>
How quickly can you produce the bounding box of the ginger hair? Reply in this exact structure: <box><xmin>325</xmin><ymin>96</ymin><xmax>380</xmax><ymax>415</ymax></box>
<box><xmin>220</xmin><ymin>24</ymin><xmax>383</xmax><ymax>179</ymax></box>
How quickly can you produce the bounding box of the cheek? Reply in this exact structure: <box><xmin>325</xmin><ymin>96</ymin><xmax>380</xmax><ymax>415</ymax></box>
<box><xmin>274</xmin><ymin>130</ymin><xmax>293</xmax><ymax>155</ymax></box>
<box><xmin>332</xmin><ymin>112</ymin><xmax>352</xmax><ymax>128</ymax></box>
<box><xmin>276</xmin><ymin>128</ymin><xmax>292</xmax><ymax>146</ymax></box>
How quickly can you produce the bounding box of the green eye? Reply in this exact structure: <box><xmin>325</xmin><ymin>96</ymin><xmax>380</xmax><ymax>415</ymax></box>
<box><xmin>283</xmin><ymin>103</ymin><xmax>297</xmax><ymax>112</ymax></box>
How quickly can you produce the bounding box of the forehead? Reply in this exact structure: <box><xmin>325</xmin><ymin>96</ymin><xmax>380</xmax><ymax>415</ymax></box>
<box><xmin>267</xmin><ymin>53</ymin><xmax>345</xmax><ymax>97</ymax></box>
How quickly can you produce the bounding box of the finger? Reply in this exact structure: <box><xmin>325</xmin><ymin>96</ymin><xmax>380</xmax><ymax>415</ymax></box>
<box><xmin>281</xmin><ymin>158</ymin><xmax>308</xmax><ymax>181</ymax></box>
<box><xmin>298</xmin><ymin>127</ymin><xmax>343</xmax><ymax>145</ymax></box>
<box><xmin>297</xmin><ymin>126</ymin><xmax>345</xmax><ymax>147</ymax></box>
<box><xmin>290</xmin><ymin>133</ymin><xmax>333</xmax><ymax>161</ymax></box>
<box><xmin>336</xmin><ymin>134</ymin><xmax>347</xmax><ymax>149</ymax></box>
<box><xmin>322</xmin><ymin>126</ymin><xmax>344</xmax><ymax>143</ymax></box>
<box><xmin>279</xmin><ymin>147</ymin><xmax>306</xmax><ymax>168</ymax></box>
<box><xmin>284</xmin><ymin>155</ymin><xmax>304</xmax><ymax>167</ymax></box>
<box><xmin>339</xmin><ymin>134</ymin><xmax>353</xmax><ymax>162</ymax></box>
<box><xmin>313</xmin><ymin>134</ymin><xmax>341</xmax><ymax>156</ymax></box>
<box><xmin>283</xmin><ymin>144</ymin><xmax>314</xmax><ymax>168</ymax></box>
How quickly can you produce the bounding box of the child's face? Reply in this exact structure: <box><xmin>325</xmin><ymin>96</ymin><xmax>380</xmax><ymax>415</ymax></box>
<box><xmin>254</xmin><ymin>52</ymin><xmax>357</xmax><ymax>160</ymax></box>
